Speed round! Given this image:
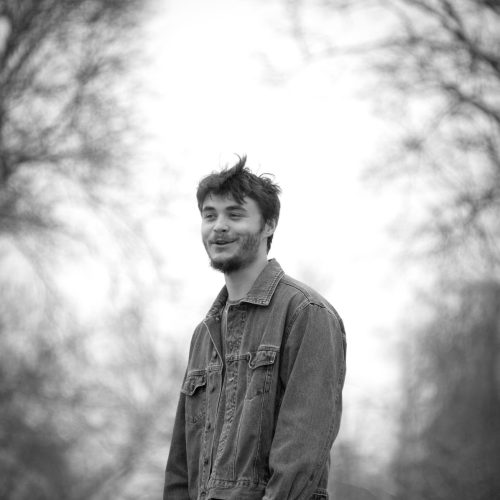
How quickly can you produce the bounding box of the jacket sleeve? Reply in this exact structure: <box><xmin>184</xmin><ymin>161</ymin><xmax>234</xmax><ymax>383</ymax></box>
<box><xmin>163</xmin><ymin>378</ymin><xmax>189</xmax><ymax>500</ymax></box>
<box><xmin>263</xmin><ymin>302</ymin><xmax>346</xmax><ymax>500</ymax></box>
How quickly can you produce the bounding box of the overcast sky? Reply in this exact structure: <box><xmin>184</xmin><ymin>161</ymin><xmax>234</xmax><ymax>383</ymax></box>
<box><xmin>127</xmin><ymin>0</ymin><xmax>418</xmax><ymax>465</ymax></box>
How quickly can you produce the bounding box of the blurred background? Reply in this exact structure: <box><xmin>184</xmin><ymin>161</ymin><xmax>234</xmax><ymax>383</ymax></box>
<box><xmin>1</xmin><ymin>0</ymin><xmax>499</xmax><ymax>499</ymax></box>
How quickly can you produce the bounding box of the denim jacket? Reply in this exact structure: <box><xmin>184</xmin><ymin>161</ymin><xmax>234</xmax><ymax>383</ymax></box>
<box><xmin>164</xmin><ymin>259</ymin><xmax>346</xmax><ymax>500</ymax></box>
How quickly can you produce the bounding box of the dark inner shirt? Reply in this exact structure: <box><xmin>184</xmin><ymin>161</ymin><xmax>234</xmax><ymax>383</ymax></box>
<box><xmin>210</xmin><ymin>299</ymin><xmax>238</xmax><ymax>473</ymax></box>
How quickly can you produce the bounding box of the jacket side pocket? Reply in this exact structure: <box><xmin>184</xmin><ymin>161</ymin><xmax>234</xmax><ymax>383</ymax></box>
<box><xmin>246</xmin><ymin>349</ymin><xmax>277</xmax><ymax>400</ymax></box>
<box><xmin>182</xmin><ymin>370</ymin><xmax>207</xmax><ymax>425</ymax></box>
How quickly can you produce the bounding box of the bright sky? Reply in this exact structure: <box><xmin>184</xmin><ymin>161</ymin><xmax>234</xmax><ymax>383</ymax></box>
<box><xmin>57</xmin><ymin>0</ymin><xmax>415</xmax><ymax>474</ymax></box>
<box><xmin>134</xmin><ymin>0</ymin><xmax>412</xmax><ymax>468</ymax></box>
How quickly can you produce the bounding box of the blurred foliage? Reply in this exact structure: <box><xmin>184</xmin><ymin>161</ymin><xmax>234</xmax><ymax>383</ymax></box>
<box><xmin>0</xmin><ymin>1</ymin><xmax>180</xmax><ymax>499</ymax></box>
<box><xmin>395</xmin><ymin>282</ymin><xmax>500</xmax><ymax>499</ymax></box>
<box><xmin>330</xmin><ymin>442</ymin><xmax>386</xmax><ymax>500</ymax></box>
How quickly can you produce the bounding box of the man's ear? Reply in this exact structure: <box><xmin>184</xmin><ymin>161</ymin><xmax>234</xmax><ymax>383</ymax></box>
<box><xmin>264</xmin><ymin>219</ymin><xmax>277</xmax><ymax>237</ymax></box>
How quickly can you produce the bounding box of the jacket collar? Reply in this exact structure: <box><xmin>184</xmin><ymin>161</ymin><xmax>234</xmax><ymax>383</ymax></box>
<box><xmin>206</xmin><ymin>259</ymin><xmax>285</xmax><ymax>318</ymax></box>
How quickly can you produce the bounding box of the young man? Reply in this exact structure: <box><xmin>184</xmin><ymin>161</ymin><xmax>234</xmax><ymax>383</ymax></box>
<box><xmin>164</xmin><ymin>157</ymin><xmax>346</xmax><ymax>500</ymax></box>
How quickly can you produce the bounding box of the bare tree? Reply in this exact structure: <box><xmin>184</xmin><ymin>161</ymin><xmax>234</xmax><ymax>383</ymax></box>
<box><xmin>0</xmin><ymin>2</ymin><xmax>179</xmax><ymax>499</ymax></box>
<box><xmin>282</xmin><ymin>0</ymin><xmax>500</xmax><ymax>276</ymax></box>
<box><xmin>0</xmin><ymin>0</ymin><xmax>146</xmax><ymax>227</ymax></box>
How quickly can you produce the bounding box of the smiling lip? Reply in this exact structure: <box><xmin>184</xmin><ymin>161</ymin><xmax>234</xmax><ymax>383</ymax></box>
<box><xmin>211</xmin><ymin>239</ymin><xmax>235</xmax><ymax>245</ymax></box>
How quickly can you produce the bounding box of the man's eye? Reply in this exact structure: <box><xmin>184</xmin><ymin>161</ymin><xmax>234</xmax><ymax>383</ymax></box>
<box><xmin>203</xmin><ymin>213</ymin><xmax>215</xmax><ymax>220</ymax></box>
<box><xmin>229</xmin><ymin>213</ymin><xmax>243</xmax><ymax>218</ymax></box>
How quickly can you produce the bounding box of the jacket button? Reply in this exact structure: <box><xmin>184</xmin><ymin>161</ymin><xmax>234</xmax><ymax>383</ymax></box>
<box><xmin>204</xmin><ymin>457</ymin><xmax>209</xmax><ymax>465</ymax></box>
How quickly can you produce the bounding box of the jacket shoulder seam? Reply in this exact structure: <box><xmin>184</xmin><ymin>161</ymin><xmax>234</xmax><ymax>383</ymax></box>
<box><xmin>279</xmin><ymin>276</ymin><xmax>326</xmax><ymax>307</ymax></box>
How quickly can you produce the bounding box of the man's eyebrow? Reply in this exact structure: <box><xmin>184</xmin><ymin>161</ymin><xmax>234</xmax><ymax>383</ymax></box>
<box><xmin>225</xmin><ymin>204</ymin><xmax>247</xmax><ymax>212</ymax></box>
<box><xmin>201</xmin><ymin>204</ymin><xmax>247</xmax><ymax>212</ymax></box>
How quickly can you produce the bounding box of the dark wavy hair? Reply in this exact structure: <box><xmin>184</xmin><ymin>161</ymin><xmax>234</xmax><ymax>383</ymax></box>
<box><xmin>196</xmin><ymin>155</ymin><xmax>281</xmax><ymax>252</ymax></box>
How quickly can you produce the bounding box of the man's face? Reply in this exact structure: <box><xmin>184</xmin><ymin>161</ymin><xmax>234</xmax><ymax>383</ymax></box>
<box><xmin>201</xmin><ymin>193</ymin><xmax>271</xmax><ymax>273</ymax></box>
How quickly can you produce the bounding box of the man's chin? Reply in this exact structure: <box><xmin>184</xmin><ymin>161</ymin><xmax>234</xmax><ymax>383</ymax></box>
<box><xmin>209</xmin><ymin>257</ymin><xmax>241</xmax><ymax>274</ymax></box>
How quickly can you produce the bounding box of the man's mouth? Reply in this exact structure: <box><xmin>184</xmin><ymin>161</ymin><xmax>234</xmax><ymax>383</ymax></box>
<box><xmin>211</xmin><ymin>239</ymin><xmax>235</xmax><ymax>245</ymax></box>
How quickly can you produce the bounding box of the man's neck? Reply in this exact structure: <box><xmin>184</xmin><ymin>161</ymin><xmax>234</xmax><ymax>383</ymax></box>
<box><xmin>224</xmin><ymin>255</ymin><xmax>269</xmax><ymax>301</ymax></box>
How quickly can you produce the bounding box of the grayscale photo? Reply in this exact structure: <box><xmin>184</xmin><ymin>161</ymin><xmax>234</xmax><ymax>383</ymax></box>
<box><xmin>1</xmin><ymin>1</ymin><xmax>498</xmax><ymax>499</ymax></box>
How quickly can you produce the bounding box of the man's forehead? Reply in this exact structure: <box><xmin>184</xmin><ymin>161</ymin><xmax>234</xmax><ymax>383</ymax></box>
<box><xmin>202</xmin><ymin>193</ymin><xmax>249</xmax><ymax>208</ymax></box>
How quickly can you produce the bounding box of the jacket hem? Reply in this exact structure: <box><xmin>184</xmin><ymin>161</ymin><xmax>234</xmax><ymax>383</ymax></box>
<box><xmin>206</xmin><ymin>484</ymin><xmax>266</xmax><ymax>500</ymax></box>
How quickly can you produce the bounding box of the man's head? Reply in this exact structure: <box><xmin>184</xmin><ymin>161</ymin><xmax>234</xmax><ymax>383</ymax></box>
<box><xmin>197</xmin><ymin>156</ymin><xmax>281</xmax><ymax>273</ymax></box>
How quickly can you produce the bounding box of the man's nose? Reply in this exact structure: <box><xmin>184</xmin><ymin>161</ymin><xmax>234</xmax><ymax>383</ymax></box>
<box><xmin>213</xmin><ymin>217</ymin><xmax>229</xmax><ymax>232</ymax></box>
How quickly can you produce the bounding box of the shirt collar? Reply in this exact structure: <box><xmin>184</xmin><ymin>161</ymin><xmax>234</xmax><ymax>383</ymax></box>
<box><xmin>206</xmin><ymin>259</ymin><xmax>285</xmax><ymax>318</ymax></box>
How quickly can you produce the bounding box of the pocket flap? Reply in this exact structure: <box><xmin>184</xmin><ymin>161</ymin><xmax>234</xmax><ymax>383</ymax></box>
<box><xmin>181</xmin><ymin>372</ymin><xmax>207</xmax><ymax>396</ymax></box>
<box><xmin>310</xmin><ymin>488</ymin><xmax>329</xmax><ymax>499</ymax></box>
<box><xmin>248</xmin><ymin>349</ymin><xmax>277</xmax><ymax>369</ymax></box>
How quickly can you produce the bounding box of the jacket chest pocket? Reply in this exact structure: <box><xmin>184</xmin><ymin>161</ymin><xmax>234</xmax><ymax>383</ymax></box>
<box><xmin>182</xmin><ymin>370</ymin><xmax>207</xmax><ymax>425</ymax></box>
<box><xmin>246</xmin><ymin>349</ymin><xmax>277</xmax><ymax>400</ymax></box>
